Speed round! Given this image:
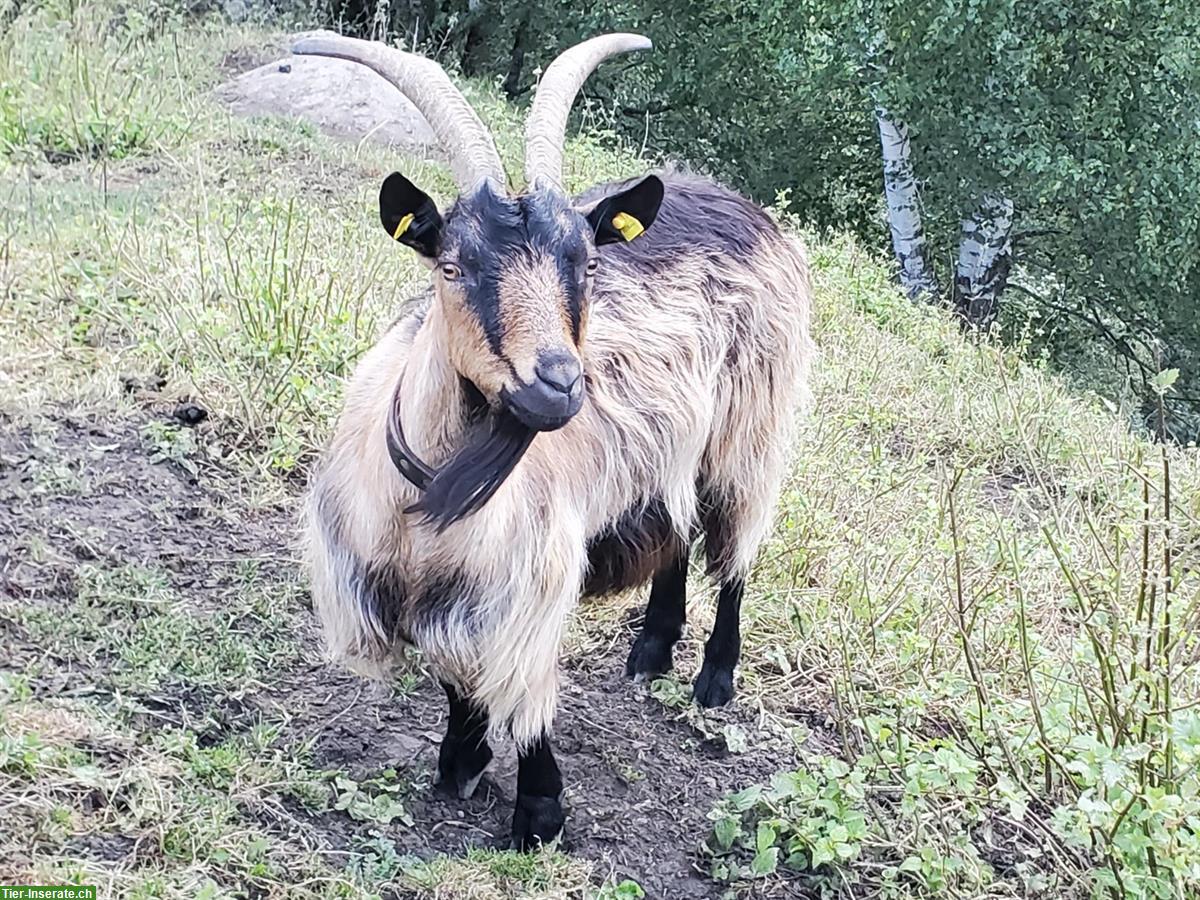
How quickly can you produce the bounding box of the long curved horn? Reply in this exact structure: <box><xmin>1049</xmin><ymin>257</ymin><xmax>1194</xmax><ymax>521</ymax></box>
<box><xmin>524</xmin><ymin>33</ymin><xmax>652</xmax><ymax>189</ymax></box>
<box><xmin>292</xmin><ymin>31</ymin><xmax>505</xmax><ymax>191</ymax></box>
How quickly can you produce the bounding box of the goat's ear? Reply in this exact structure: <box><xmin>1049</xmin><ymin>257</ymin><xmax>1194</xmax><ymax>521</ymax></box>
<box><xmin>585</xmin><ymin>175</ymin><xmax>664</xmax><ymax>246</ymax></box>
<box><xmin>380</xmin><ymin>172</ymin><xmax>443</xmax><ymax>258</ymax></box>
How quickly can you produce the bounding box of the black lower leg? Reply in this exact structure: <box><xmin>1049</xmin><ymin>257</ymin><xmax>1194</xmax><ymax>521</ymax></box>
<box><xmin>694</xmin><ymin>577</ymin><xmax>744</xmax><ymax>708</ymax></box>
<box><xmin>511</xmin><ymin>733</ymin><xmax>565</xmax><ymax>850</ymax></box>
<box><xmin>626</xmin><ymin>551</ymin><xmax>688</xmax><ymax>679</ymax></box>
<box><xmin>437</xmin><ymin>681</ymin><xmax>492</xmax><ymax>799</ymax></box>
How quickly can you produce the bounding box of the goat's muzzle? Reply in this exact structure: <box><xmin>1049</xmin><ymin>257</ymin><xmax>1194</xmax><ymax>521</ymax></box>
<box><xmin>502</xmin><ymin>349</ymin><xmax>585</xmax><ymax>432</ymax></box>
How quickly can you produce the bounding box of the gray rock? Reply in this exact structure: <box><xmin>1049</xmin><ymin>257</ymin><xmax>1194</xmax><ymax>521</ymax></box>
<box><xmin>214</xmin><ymin>54</ymin><xmax>440</xmax><ymax>160</ymax></box>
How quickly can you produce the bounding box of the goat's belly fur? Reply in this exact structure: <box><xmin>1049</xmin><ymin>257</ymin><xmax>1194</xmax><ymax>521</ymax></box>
<box><xmin>582</xmin><ymin>496</ymin><xmax>678</xmax><ymax>596</ymax></box>
<box><xmin>305</xmin><ymin>187</ymin><xmax>813</xmax><ymax>748</ymax></box>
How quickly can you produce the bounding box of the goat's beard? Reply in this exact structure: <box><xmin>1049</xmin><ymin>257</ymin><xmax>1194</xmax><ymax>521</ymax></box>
<box><xmin>411</xmin><ymin>409</ymin><xmax>536</xmax><ymax>531</ymax></box>
<box><xmin>386</xmin><ymin>380</ymin><xmax>534</xmax><ymax>532</ymax></box>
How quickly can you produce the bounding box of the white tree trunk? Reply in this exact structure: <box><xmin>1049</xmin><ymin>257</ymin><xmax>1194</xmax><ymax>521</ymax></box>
<box><xmin>876</xmin><ymin>107</ymin><xmax>938</xmax><ymax>300</ymax></box>
<box><xmin>954</xmin><ymin>194</ymin><xmax>1014</xmax><ymax>328</ymax></box>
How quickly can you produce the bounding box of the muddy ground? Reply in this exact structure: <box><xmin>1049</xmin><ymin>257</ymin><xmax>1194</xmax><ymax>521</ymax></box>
<box><xmin>0</xmin><ymin>406</ymin><xmax>815</xmax><ymax>898</ymax></box>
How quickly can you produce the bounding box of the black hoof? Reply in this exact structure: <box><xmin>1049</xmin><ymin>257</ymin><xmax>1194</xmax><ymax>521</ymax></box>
<box><xmin>510</xmin><ymin>794</ymin><xmax>565</xmax><ymax>851</ymax></box>
<box><xmin>693</xmin><ymin>662</ymin><xmax>735</xmax><ymax>708</ymax></box>
<box><xmin>625</xmin><ymin>631</ymin><xmax>676</xmax><ymax>680</ymax></box>
<box><xmin>437</xmin><ymin>737</ymin><xmax>493</xmax><ymax>800</ymax></box>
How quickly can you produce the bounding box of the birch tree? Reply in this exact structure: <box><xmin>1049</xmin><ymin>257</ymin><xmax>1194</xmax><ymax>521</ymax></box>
<box><xmin>953</xmin><ymin>195</ymin><xmax>1013</xmax><ymax>328</ymax></box>
<box><xmin>876</xmin><ymin>107</ymin><xmax>937</xmax><ymax>300</ymax></box>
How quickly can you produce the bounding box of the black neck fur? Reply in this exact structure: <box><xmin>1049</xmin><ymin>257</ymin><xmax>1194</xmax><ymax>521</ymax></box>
<box><xmin>403</xmin><ymin>379</ymin><xmax>537</xmax><ymax>532</ymax></box>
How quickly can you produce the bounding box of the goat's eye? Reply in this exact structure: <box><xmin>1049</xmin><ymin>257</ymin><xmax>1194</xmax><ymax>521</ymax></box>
<box><xmin>585</xmin><ymin>258</ymin><xmax>600</xmax><ymax>276</ymax></box>
<box><xmin>440</xmin><ymin>263</ymin><xmax>462</xmax><ymax>281</ymax></box>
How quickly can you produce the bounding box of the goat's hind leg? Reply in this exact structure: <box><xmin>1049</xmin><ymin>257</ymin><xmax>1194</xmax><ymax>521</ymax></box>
<box><xmin>693</xmin><ymin>484</ymin><xmax>754</xmax><ymax>709</ymax></box>
<box><xmin>437</xmin><ymin>681</ymin><xmax>493</xmax><ymax>799</ymax></box>
<box><xmin>625</xmin><ymin>550</ymin><xmax>688</xmax><ymax>680</ymax></box>
<box><xmin>693</xmin><ymin>576</ymin><xmax>743</xmax><ymax>708</ymax></box>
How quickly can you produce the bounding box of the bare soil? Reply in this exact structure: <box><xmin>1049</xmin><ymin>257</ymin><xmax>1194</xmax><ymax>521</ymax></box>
<box><xmin>0</xmin><ymin>408</ymin><xmax>808</xmax><ymax>898</ymax></box>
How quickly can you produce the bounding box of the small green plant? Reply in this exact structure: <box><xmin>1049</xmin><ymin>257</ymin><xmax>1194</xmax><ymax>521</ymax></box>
<box><xmin>347</xmin><ymin>832</ymin><xmax>406</xmax><ymax>886</ymax></box>
<box><xmin>332</xmin><ymin>771</ymin><xmax>414</xmax><ymax>826</ymax></box>
<box><xmin>649</xmin><ymin>675</ymin><xmax>753</xmax><ymax>753</ymax></box>
<box><xmin>31</xmin><ymin>459</ymin><xmax>86</xmax><ymax>495</ymax></box>
<box><xmin>0</xmin><ymin>672</ymin><xmax>33</xmax><ymax>705</ymax></box>
<box><xmin>649</xmin><ymin>674</ymin><xmax>691</xmax><ymax>709</ymax></box>
<box><xmin>141</xmin><ymin>420</ymin><xmax>199</xmax><ymax>475</ymax></box>
<box><xmin>598</xmin><ymin>879</ymin><xmax>646</xmax><ymax>899</ymax></box>
<box><xmin>708</xmin><ymin>758</ymin><xmax>872</xmax><ymax>885</ymax></box>
<box><xmin>0</xmin><ymin>731</ymin><xmax>52</xmax><ymax>778</ymax></box>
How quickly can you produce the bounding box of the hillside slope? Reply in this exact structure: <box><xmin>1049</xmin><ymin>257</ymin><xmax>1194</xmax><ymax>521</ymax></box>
<box><xmin>2</xmin><ymin>7</ymin><xmax>1198</xmax><ymax>900</ymax></box>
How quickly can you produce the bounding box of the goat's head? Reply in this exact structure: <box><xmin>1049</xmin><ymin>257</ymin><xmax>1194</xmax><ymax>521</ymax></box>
<box><xmin>379</xmin><ymin>168</ymin><xmax>662</xmax><ymax>432</ymax></box>
<box><xmin>293</xmin><ymin>32</ymin><xmax>660</xmax><ymax>526</ymax></box>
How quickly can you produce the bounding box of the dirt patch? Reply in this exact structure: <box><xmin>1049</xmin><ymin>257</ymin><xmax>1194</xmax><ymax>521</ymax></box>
<box><xmin>978</xmin><ymin>463</ymin><xmax>1062</xmax><ymax>524</ymax></box>
<box><xmin>270</xmin><ymin>655</ymin><xmax>798</xmax><ymax>899</ymax></box>
<box><xmin>0</xmin><ymin>410</ymin><xmax>285</xmax><ymax>602</ymax></box>
<box><xmin>0</xmin><ymin>405</ymin><xmax>296</xmax><ymax>727</ymax></box>
<box><xmin>1</xmin><ymin>409</ymin><xmax>802</xmax><ymax>898</ymax></box>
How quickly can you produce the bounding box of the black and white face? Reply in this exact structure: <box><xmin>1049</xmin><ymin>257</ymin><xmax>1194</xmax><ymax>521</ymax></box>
<box><xmin>380</xmin><ymin>173</ymin><xmax>664</xmax><ymax>432</ymax></box>
<box><xmin>434</xmin><ymin>184</ymin><xmax>593</xmax><ymax>432</ymax></box>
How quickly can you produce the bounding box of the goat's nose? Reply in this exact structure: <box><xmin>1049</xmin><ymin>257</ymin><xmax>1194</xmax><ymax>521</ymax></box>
<box><xmin>534</xmin><ymin>352</ymin><xmax>582</xmax><ymax>395</ymax></box>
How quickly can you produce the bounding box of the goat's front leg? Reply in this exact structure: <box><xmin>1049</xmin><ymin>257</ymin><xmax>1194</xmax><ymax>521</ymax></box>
<box><xmin>511</xmin><ymin>733</ymin><xmax>564</xmax><ymax>849</ymax></box>
<box><xmin>437</xmin><ymin>681</ymin><xmax>493</xmax><ymax>799</ymax></box>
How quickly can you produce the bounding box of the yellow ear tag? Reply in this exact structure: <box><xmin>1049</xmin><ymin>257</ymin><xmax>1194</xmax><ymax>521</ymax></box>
<box><xmin>612</xmin><ymin>211</ymin><xmax>644</xmax><ymax>241</ymax></box>
<box><xmin>392</xmin><ymin>212</ymin><xmax>415</xmax><ymax>240</ymax></box>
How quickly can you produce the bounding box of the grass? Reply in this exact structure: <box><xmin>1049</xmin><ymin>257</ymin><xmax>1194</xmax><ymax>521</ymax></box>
<box><xmin>2</xmin><ymin>3</ymin><xmax>1199</xmax><ymax>899</ymax></box>
<box><xmin>16</xmin><ymin>562</ymin><xmax>298</xmax><ymax>692</ymax></box>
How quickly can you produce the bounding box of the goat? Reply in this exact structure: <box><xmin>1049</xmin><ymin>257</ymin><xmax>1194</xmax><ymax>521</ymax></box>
<box><xmin>298</xmin><ymin>31</ymin><xmax>814</xmax><ymax>848</ymax></box>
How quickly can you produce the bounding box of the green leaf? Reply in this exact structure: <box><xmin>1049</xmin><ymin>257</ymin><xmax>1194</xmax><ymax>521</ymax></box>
<box><xmin>728</xmin><ymin>785</ymin><xmax>763</xmax><ymax>812</ymax></box>
<box><xmin>756</xmin><ymin>821</ymin><xmax>777</xmax><ymax>853</ymax></box>
<box><xmin>899</xmin><ymin>855</ymin><xmax>923</xmax><ymax>873</ymax></box>
<box><xmin>1151</xmin><ymin>368</ymin><xmax>1179</xmax><ymax>395</ymax></box>
<box><xmin>784</xmin><ymin>850</ymin><xmax>807</xmax><ymax>870</ymax></box>
<box><xmin>714</xmin><ymin>815</ymin><xmax>741</xmax><ymax>850</ymax></box>
<box><xmin>823</xmin><ymin>758</ymin><xmax>851</xmax><ymax>779</ymax></box>
<box><xmin>608</xmin><ymin>880</ymin><xmax>645</xmax><ymax>899</ymax></box>
<box><xmin>750</xmin><ymin>846</ymin><xmax>779</xmax><ymax>877</ymax></box>
<box><xmin>722</xmin><ymin>723</ymin><xmax>749</xmax><ymax>753</ymax></box>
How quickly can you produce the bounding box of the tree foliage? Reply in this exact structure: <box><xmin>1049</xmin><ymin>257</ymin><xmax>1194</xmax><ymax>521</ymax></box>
<box><xmin>850</xmin><ymin>1</ymin><xmax>1200</xmax><ymax>438</ymax></box>
<box><xmin>317</xmin><ymin>0</ymin><xmax>1200</xmax><ymax>439</ymax></box>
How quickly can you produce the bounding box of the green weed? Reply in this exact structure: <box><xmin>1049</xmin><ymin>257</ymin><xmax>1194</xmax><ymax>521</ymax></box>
<box><xmin>0</xmin><ymin>3</ymin><xmax>198</xmax><ymax>164</ymax></box>
<box><xmin>332</xmin><ymin>770</ymin><xmax>415</xmax><ymax>826</ymax></box>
